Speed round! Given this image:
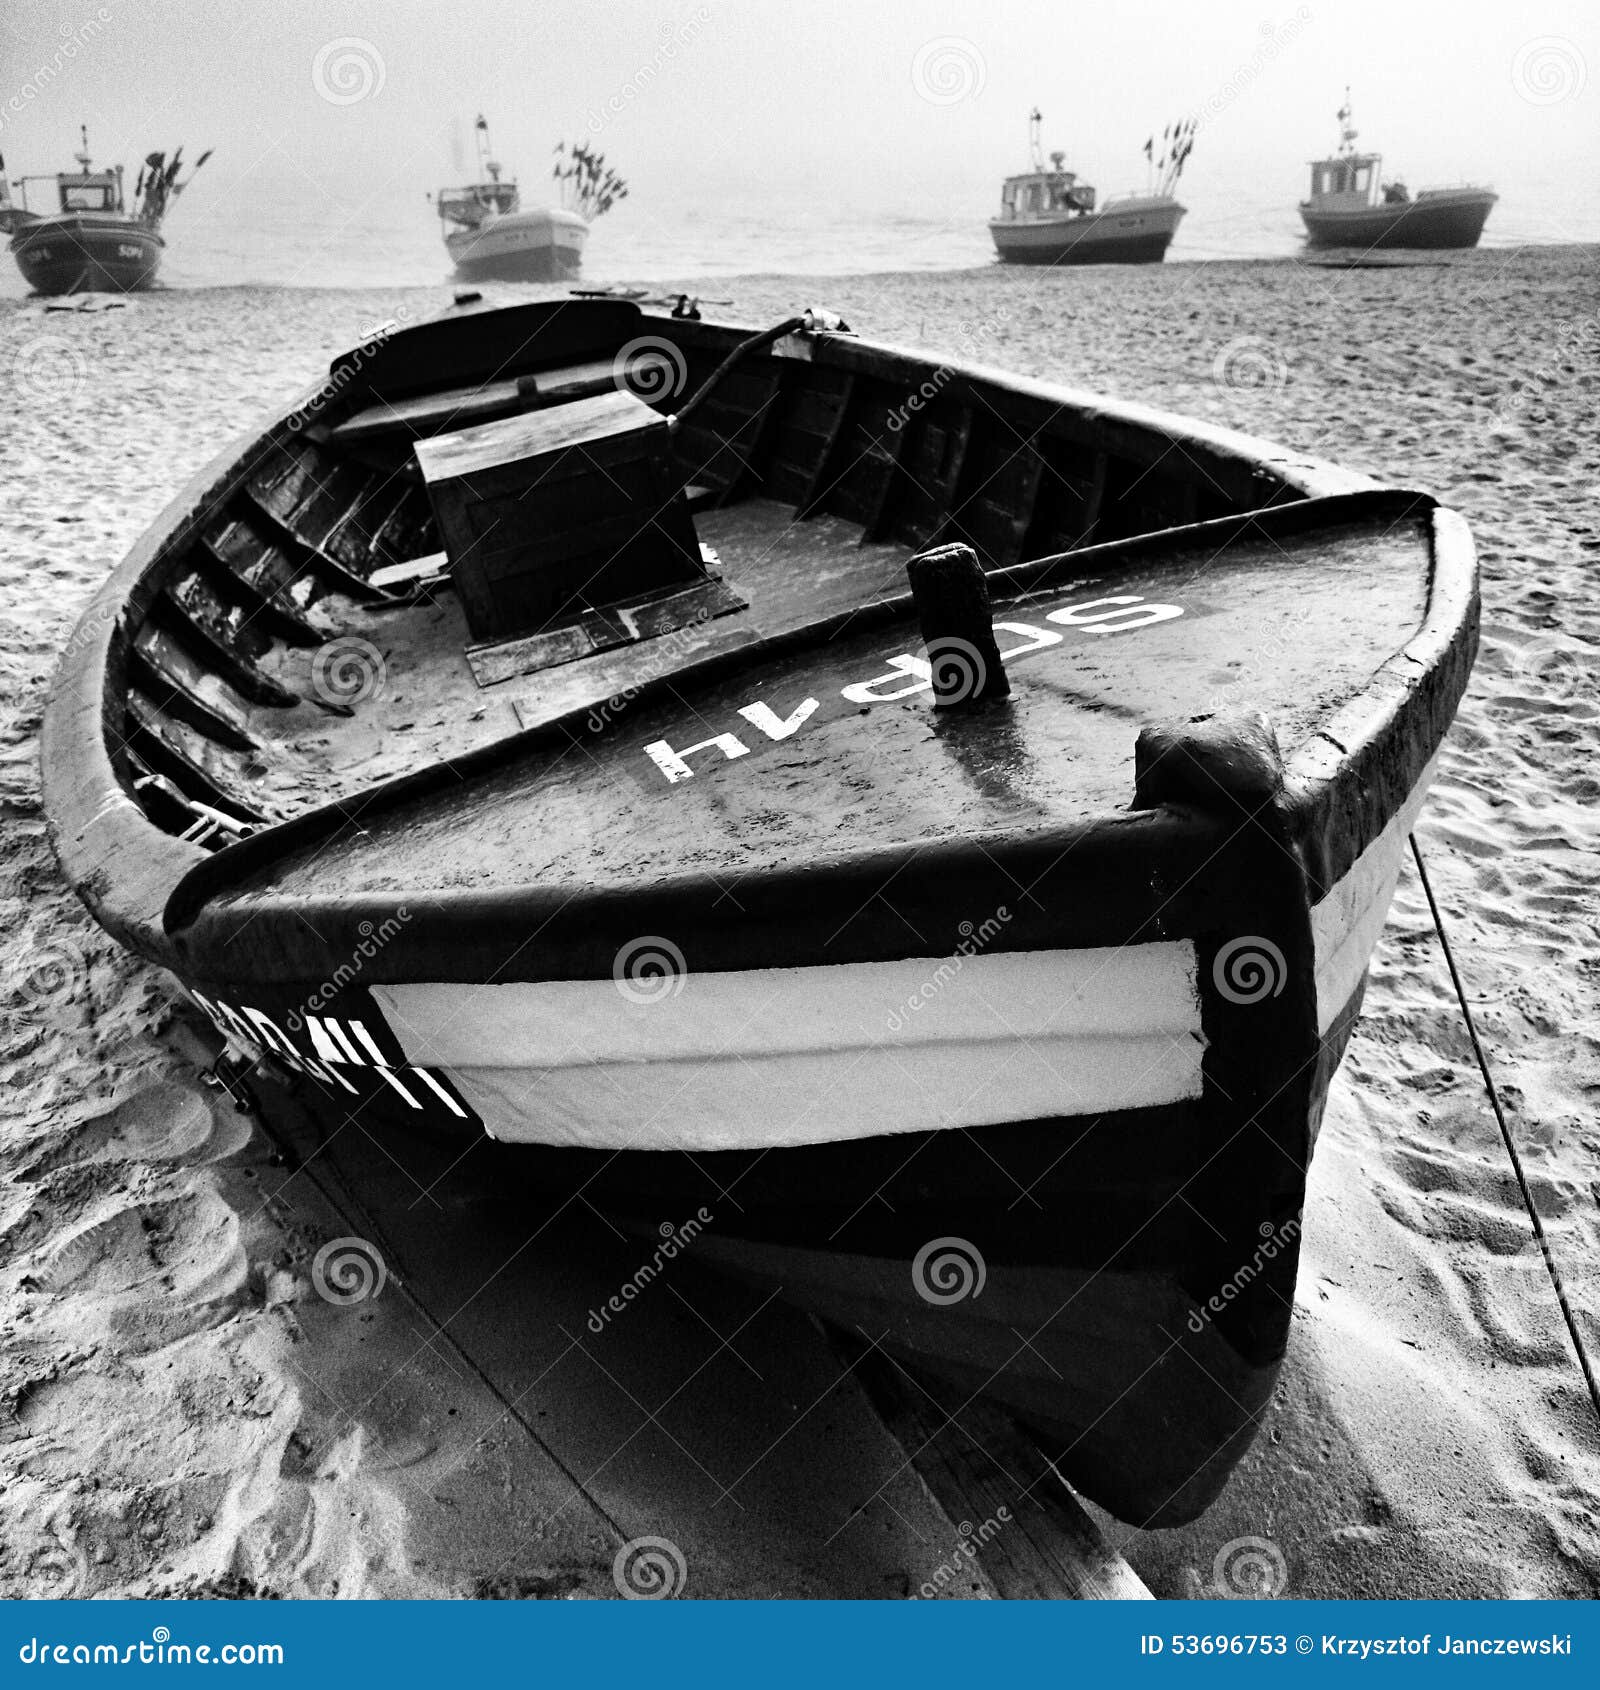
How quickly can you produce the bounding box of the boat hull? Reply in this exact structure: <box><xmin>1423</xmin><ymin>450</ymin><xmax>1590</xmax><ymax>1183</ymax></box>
<box><xmin>990</xmin><ymin>199</ymin><xmax>1184</xmax><ymax>265</ymax></box>
<box><xmin>1299</xmin><ymin>188</ymin><xmax>1496</xmax><ymax>250</ymax></box>
<box><xmin>444</xmin><ymin>207</ymin><xmax>588</xmax><ymax>282</ymax></box>
<box><xmin>170</xmin><ymin>706</ymin><xmax>1448</xmax><ymax>1524</ymax></box>
<box><xmin>9</xmin><ymin>214</ymin><xmax>163</xmax><ymax>294</ymax></box>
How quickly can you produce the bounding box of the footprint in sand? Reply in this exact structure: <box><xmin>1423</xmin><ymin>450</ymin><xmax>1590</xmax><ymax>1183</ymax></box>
<box><xmin>33</xmin><ymin>1079</ymin><xmax>253</xmax><ymax>1176</ymax></box>
<box><xmin>35</xmin><ymin>1190</ymin><xmax>249</xmax><ymax>1354</ymax></box>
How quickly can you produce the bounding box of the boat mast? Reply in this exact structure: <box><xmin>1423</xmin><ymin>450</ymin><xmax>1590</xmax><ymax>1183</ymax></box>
<box><xmin>1027</xmin><ymin>106</ymin><xmax>1045</xmax><ymax>172</ymax></box>
<box><xmin>474</xmin><ymin>114</ymin><xmax>503</xmax><ymax>190</ymax></box>
<box><xmin>1336</xmin><ymin>87</ymin><xmax>1358</xmax><ymax>157</ymax></box>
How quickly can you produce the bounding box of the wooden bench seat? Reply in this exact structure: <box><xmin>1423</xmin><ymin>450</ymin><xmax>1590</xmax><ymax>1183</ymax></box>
<box><xmin>331</xmin><ymin>358</ymin><xmax>620</xmax><ymax>446</ymax></box>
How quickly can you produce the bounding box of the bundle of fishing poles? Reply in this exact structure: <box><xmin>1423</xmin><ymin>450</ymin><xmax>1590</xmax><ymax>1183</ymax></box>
<box><xmin>133</xmin><ymin>146</ymin><xmax>212</xmax><ymax>225</ymax></box>
<box><xmin>1144</xmin><ymin>117</ymin><xmax>1197</xmax><ymax>197</ymax></box>
<box><xmin>552</xmin><ymin>139</ymin><xmax>628</xmax><ymax>221</ymax></box>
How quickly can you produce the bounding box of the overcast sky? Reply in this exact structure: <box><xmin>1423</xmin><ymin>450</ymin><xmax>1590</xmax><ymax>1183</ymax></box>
<box><xmin>3</xmin><ymin>0</ymin><xmax>1594</xmax><ymax>222</ymax></box>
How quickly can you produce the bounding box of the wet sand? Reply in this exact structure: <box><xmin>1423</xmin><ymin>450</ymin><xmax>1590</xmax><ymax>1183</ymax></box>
<box><xmin>1</xmin><ymin>246</ymin><xmax>1597</xmax><ymax>1598</ymax></box>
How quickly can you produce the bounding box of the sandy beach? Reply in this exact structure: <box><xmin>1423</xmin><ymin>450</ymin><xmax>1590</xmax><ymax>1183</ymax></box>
<box><xmin>2</xmin><ymin>246</ymin><xmax>1596</xmax><ymax>1600</ymax></box>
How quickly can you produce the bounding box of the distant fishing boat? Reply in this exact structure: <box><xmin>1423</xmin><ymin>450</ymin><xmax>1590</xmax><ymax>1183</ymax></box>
<box><xmin>435</xmin><ymin>116</ymin><xmax>588</xmax><ymax>283</ymax></box>
<box><xmin>1299</xmin><ymin>91</ymin><xmax>1496</xmax><ymax>251</ymax></box>
<box><xmin>43</xmin><ymin>295</ymin><xmax>1477</xmax><ymax>1526</ymax></box>
<box><xmin>989</xmin><ymin>108</ymin><xmax>1189</xmax><ymax>266</ymax></box>
<box><xmin>0</xmin><ymin>127</ymin><xmax>209</xmax><ymax>296</ymax></box>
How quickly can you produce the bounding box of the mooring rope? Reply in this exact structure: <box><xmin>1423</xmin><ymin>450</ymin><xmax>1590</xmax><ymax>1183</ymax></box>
<box><xmin>1410</xmin><ymin>833</ymin><xmax>1600</xmax><ymax>1427</ymax></box>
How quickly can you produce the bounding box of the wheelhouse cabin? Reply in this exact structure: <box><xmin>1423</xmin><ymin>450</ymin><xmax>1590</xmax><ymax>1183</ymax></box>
<box><xmin>15</xmin><ymin>164</ymin><xmax>125</xmax><ymax>216</ymax></box>
<box><xmin>997</xmin><ymin>166</ymin><xmax>1096</xmax><ymax>222</ymax></box>
<box><xmin>1305</xmin><ymin>150</ymin><xmax>1385</xmax><ymax>210</ymax></box>
<box><xmin>437</xmin><ymin>181</ymin><xmax>519</xmax><ymax>228</ymax></box>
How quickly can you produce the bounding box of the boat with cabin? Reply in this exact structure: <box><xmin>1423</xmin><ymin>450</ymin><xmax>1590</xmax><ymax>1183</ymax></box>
<box><xmin>1299</xmin><ymin>91</ymin><xmax>1496</xmax><ymax>251</ymax></box>
<box><xmin>436</xmin><ymin>116</ymin><xmax>587</xmax><ymax>283</ymax></box>
<box><xmin>990</xmin><ymin>109</ymin><xmax>1189</xmax><ymax>266</ymax></box>
<box><xmin>42</xmin><ymin>293</ymin><xmax>1477</xmax><ymax>1525</ymax></box>
<box><xmin>0</xmin><ymin>127</ymin><xmax>208</xmax><ymax>295</ymax></box>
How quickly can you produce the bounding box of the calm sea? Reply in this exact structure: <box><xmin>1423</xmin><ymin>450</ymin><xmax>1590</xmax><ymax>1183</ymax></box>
<box><xmin>1</xmin><ymin>171</ymin><xmax>1590</xmax><ymax>298</ymax></box>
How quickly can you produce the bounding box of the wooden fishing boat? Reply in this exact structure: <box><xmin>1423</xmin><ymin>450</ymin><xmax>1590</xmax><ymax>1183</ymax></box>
<box><xmin>1300</xmin><ymin>92</ymin><xmax>1496</xmax><ymax>252</ymax></box>
<box><xmin>1</xmin><ymin>128</ymin><xmax>209</xmax><ymax>296</ymax></box>
<box><xmin>990</xmin><ymin>109</ymin><xmax>1189</xmax><ymax>266</ymax></box>
<box><xmin>42</xmin><ymin>294</ymin><xmax>1477</xmax><ymax>1526</ymax></box>
<box><xmin>436</xmin><ymin>117</ymin><xmax>588</xmax><ymax>283</ymax></box>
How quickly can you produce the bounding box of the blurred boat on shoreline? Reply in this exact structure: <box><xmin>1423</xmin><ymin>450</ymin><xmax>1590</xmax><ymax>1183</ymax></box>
<box><xmin>1299</xmin><ymin>90</ymin><xmax>1496</xmax><ymax>251</ymax></box>
<box><xmin>989</xmin><ymin>108</ymin><xmax>1188</xmax><ymax>266</ymax></box>
<box><xmin>0</xmin><ymin>127</ymin><xmax>209</xmax><ymax>295</ymax></box>
<box><xmin>435</xmin><ymin>116</ymin><xmax>588</xmax><ymax>283</ymax></box>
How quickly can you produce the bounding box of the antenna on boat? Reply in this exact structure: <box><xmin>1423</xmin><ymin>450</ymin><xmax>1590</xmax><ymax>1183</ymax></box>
<box><xmin>1027</xmin><ymin>107</ymin><xmax>1045</xmax><ymax>172</ymax></box>
<box><xmin>75</xmin><ymin>123</ymin><xmax>92</xmax><ymax>172</ymax></box>
<box><xmin>473</xmin><ymin>113</ymin><xmax>502</xmax><ymax>186</ymax></box>
<box><xmin>1337</xmin><ymin>86</ymin><xmax>1358</xmax><ymax>156</ymax></box>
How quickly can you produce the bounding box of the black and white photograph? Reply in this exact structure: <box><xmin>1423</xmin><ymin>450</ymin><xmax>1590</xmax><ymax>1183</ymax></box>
<box><xmin>1</xmin><ymin>0</ymin><xmax>1597</xmax><ymax>1639</ymax></box>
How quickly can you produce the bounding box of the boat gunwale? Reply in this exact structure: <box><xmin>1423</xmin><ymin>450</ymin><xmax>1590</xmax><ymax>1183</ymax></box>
<box><xmin>155</xmin><ymin>485</ymin><xmax>1437</xmax><ymax>924</ymax></box>
<box><xmin>43</xmin><ymin>305</ymin><xmax>1473</xmax><ymax>985</ymax></box>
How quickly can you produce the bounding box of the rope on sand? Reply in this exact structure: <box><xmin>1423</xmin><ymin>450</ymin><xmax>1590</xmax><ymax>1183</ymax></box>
<box><xmin>1410</xmin><ymin>833</ymin><xmax>1600</xmax><ymax>1428</ymax></box>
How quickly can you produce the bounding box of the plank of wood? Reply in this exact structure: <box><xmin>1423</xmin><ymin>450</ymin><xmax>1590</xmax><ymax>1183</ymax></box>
<box><xmin>796</xmin><ymin>374</ymin><xmax>858</xmax><ymax>519</ymax></box>
<box><xmin>368</xmin><ymin>550</ymin><xmax>448</xmax><ymax>591</ymax></box>
<box><xmin>331</xmin><ymin>377</ymin><xmax>522</xmax><ymax>445</ymax></box>
<box><xmin>836</xmin><ymin>1330</ymin><xmax>1152</xmax><ymax>1600</ymax></box>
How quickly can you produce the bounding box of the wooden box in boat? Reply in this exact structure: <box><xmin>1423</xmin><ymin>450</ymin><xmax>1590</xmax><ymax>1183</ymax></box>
<box><xmin>417</xmin><ymin>389</ymin><xmax>704</xmax><ymax>640</ymax></box>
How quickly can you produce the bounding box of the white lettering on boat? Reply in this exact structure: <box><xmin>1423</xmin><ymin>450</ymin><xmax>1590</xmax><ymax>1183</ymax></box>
<box><xmin>644</xmin><ymin>591</ymin><xmax>1186</xmax><ymax>783</ymax></box>
<box><xmin>185</xmin><ymin>987</ymin><xmax>471</xmax><ymax>1121</ymax></box>
<box><xmin>737</xmin><ymin>697</ymin><xmax>821</xmax><ymax>739</ymax></box>
<box><xmin>645</xmin><ymin>729</ymin><xmax>751</xmax><ymax>784</ymax></box>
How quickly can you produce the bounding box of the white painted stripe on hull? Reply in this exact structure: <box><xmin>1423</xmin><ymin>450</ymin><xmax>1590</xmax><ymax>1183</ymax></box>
<box><xmin>363</xmin><ymin>751</ymin><xmax>1440</xmax><ymax>1147</ymax></box>
<box><xmin>373</xmin><ymin>942</ymin><xmax>1204</xmax><ymax>1150</ymax></box>
<box><xmin>454</xmin><ymin>1031</ymin><xmax>1203</xmax><ymax>1151</ymax></box>
<box><xmin>1309</xmin><ymin>750</ymin><xmax>1441</xmax><ymax>1033</ymax></box>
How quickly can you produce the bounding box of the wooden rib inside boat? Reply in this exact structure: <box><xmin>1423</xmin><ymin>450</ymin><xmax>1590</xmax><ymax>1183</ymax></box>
<box><xmin>43</xmin><ymin>295</ymin><xmax>1478</xmax><ymax>1526</ymax></box>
